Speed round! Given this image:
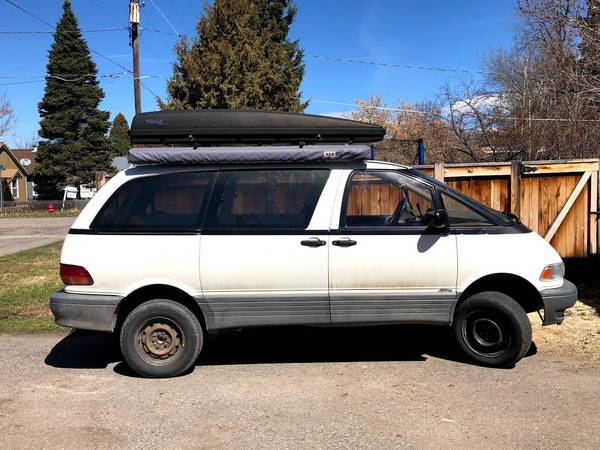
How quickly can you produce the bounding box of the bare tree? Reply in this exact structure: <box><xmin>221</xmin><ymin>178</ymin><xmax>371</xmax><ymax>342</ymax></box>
<box><xmin>482</xmin><ymin>0</ymin><xmax>600</xmax><ymax>160</ymax></box>
<box><xmin>0</xmin><ymin>93</ymin><xmax>14</xmax><ymax>141</ymax></box>
<box><xmin>345</xmin><ymin>95</ymin><xmax>459</xmax><ymax>164</ymax></box>
<box><xmin>13</xmin><ymin>132</ymin><xmax>39</xmax><ymax>149</ymax></box>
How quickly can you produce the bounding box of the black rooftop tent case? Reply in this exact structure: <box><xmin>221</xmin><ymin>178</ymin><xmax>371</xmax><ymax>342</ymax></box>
<box><xmin>129</xmin><ymin>110</ymin><xmax>385</xmax><ymax>145</ymax></box>
<box><xmin>127</xmin><ymin>110</ymin><xmax>385</xmax><ymax>165</ymax></box>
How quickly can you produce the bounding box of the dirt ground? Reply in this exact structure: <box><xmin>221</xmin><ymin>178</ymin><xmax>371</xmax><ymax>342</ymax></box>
<box><xmin>1</xmin><ymin>329</ymin><xmax>600</xmax><ymax>449</ymax></box>
<box><xmin>531</xmin><ymin>300</ymin><xmax>600</xmax><ymax>366</ymax></box>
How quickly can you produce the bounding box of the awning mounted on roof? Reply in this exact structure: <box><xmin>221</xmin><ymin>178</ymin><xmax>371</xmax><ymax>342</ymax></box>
<box><xmin>128</xmin><ymin>144</ymin><xmax>373</xmax><ymax>165</ymax></box>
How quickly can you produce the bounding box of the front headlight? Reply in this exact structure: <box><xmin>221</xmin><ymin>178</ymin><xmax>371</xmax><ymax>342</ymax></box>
<box><xmin>540</xmin><ymin>262</ymin><xmax>565</xmax><ymax>281</ymax></box>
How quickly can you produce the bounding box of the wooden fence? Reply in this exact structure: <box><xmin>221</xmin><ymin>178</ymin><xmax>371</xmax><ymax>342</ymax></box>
<box><xmin>416</xmin><ymin>159</ymin><xmax>600</xmax><ymax>258</ymax></box>
<box><xmin>0</xmin><ymin>199</ymin><xmax>90</xmax><ymax>215</ymax></box>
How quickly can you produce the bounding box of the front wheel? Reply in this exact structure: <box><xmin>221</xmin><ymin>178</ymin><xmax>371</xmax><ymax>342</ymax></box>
<box><xmin>453</xmin><ymin>291</ymin><xmax>532</xmax><ymax>367</ymax></box>
<box><xmin>120</xmin><ymin>299</ymin><xmax>203</xmax><ymax>378</ymax></box>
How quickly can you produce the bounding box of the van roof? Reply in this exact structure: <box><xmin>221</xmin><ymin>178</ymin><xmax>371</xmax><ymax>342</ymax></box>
<box><xmin>127</xmin><ymin>144</ymin><xmax>373</xmax><ymax>166</ymax></box>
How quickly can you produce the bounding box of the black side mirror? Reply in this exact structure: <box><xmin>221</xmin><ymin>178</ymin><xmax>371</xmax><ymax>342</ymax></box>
<box><xmin>424</xmin><ymin>208</ymin><xmax>449</xmax><ymax>229</ymax></box>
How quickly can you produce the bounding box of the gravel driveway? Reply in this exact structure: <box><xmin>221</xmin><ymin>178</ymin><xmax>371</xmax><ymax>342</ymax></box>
<box><xmin>1</xmin><ymin>326</ymin><xmax>599</xmax><ymax>449</ymax></box>
<box><xmin>0</xmin><ymin>217</ymin><xmax>75</xmax><ymax>256</ymax></box>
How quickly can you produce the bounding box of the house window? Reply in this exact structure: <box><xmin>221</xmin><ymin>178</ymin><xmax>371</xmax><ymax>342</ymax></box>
<box><xmin>10</xmin><ymin>177</ymin><xmax>19</xmax><ymax>199</ymax></box>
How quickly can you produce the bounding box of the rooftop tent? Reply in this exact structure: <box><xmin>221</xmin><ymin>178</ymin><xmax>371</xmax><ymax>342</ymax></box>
<box><xmin>129</xmin><ymin>110</ymin><xmax>385</xmax><ymax>145</ymax></box>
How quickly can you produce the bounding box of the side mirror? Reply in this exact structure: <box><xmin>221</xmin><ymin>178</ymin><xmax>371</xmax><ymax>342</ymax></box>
<box><xmin>424</xmin><ymin>208</ymin><xmax>449</xmax><ymax>229</ymax></box>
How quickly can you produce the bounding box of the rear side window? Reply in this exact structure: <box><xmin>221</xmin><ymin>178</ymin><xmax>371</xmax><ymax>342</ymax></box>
<box><xmin>91</xmin><ymin>172</ymin><xmax>214</xmax><ymax>231</ymax></box>
<box><xmin>204</xmin><ymin>169</ymin><xmax>330</xmax><ymax>229</ymax></box>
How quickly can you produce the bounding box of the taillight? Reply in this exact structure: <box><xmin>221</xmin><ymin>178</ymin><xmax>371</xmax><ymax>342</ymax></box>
<box><xmin>60</xmin><ymin>264</ymin><xmax>94</xmax><ymax>286</ymax></box>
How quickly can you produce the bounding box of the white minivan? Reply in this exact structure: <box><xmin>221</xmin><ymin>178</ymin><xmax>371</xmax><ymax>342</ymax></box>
<box><xmin>50</xmin><ymin>111</ymin><xmax>577</xmax><ymax>378</ymax></box>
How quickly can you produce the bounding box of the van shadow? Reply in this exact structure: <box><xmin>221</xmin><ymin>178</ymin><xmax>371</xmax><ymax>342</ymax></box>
<box><xmin>564</xmin><ymin>256</ymin><xmax>600</xmax><ymax>316</ymax></box>
<box><xmin>45</xmin><ymin>326</ymin><xmax>538</xmax><ymax>377</ymax></box>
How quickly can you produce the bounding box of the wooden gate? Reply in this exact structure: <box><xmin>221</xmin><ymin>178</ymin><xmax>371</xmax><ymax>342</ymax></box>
<box><xmin>416</xmin><ymin>159</ymin><xmax>600</xmax><ymax>258</ymax></box>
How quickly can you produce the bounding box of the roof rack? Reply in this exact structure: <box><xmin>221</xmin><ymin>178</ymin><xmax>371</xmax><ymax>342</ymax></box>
<box><xmin>127</xmin><ymin>144</ymin><xmax>373</xmax><ymax>165</ymax></box>
<box><xmin>129</xmin><ymin>110</ymin><xmax>385</xmax><ymax>146</ymax></box>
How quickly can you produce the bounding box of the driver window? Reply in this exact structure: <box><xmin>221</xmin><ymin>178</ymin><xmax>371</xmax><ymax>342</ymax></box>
<box><xmin>344</xmin><ymin>171</ymin><xmax>434</xmax><ymax>227</ymax></box>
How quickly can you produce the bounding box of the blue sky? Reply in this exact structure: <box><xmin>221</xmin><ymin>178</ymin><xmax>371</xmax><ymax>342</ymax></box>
<box><xmin>0</xmin><ymin>0</ymin><xmax>517</xmax><ymax>146</ymax></box>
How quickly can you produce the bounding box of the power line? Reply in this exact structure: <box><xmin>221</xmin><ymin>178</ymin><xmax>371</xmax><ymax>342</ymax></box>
<box><xmin>167</xmin><ymin>0</ymin><xmax>187</xmax><ymax>31</ymax></box>
<box><xmin>141</xmin><ymin>81</ymin><xmax>160</xmax><ymax>100</ymax></box>
<box><xmin>304</xmin><ymin>97</ymin><xmax>600</xmax><ymax>123</ymax></box>
<box><xmin>0</xmin><ymin>27</ymin><xmax>127</xmax><ymax>34</ymax></box>
<box><xmin>4</xmin><ymin>0</ymin><xmax>53</xmax><ymax>27</ymax></box>
<box><xmin>87</xmin><ymin>0</ymin><xmax>126</xmax><ymax>27</ymax></box>
<box><xmin>148</xmin><ymin>0</ymin><xmax>181</xmax><ymax>37</ymax></box>
<box><xmin>85</xmin><ymin>0</ymin><xmax>172</xmax><ymax>75</ymax></box>
<box><xmin>140</xmin><ymin>26</ymin><xmax>180</xmax><ymax>37</ymax></box>
<box><xmin>0</xmin><ymin>72</ymin><xmax>129</xmax><ymax>80</ymax></box>
<box><xmin>4</xmin><ymin>0</ymin><xmax>132</xmax><ymax>73</ymax></box>
<box><xmin>308</xmin><ymin>54</ymin><xmax>482</xmax><ymax>75</ymax></box>
<box><xmin>0</xmin><ymin>72</ymin><xmax>132</xmax><ymax>86</ymax></box>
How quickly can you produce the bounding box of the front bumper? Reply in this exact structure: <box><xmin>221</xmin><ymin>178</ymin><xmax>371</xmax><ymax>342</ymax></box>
<box><xmin>540</xmin><ymin>279</ymin><xmax>578</xmax><ymax>325</ymax></box>
<box><xmin>50</xmin><ymin>290</ymin><xmax>122</xmax><ymax>332</ymax></box>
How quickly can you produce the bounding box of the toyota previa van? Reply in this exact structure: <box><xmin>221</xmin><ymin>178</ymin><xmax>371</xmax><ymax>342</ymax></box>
<box><xmin>50</xmin><ymin>110</ymin><xmax>577</xmax><ymax>378</ymax></box>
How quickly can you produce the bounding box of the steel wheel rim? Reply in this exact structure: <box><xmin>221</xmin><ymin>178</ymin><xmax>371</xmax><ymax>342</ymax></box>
<box><xmin>135</xmin><ymin>317</ymin><xmax>184</xmax><ymax>366</ymax></box>
<box><xmin>461</xmin><ymin>310</ymin><xmax>510</xmax><ymax>358</ymax></box>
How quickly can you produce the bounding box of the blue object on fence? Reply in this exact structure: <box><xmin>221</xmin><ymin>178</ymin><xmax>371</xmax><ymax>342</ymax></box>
<box><xmin>417</xmin><ymin>138</ymin><xmax>425</xmax><ymax>165</ymax></box>
<box><xmin>370</xmin><ymin>145</ymin><xmax>375</xmax><ymax>160</ymax></box>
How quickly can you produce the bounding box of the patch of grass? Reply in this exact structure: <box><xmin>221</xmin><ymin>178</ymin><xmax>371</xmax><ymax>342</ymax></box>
<box><xmin>0</xmin><ymin>210</ymin><xmax>80</xmax><ymax>218</ymax></box>
<box><xmin>0</xmin><ymin>242</ymin><xmax>66</xmax><ymax>333</ymax></box>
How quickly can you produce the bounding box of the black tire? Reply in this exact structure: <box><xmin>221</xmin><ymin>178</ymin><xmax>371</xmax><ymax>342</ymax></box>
<box><xmin>453</xmin><ymin>291</ymin><xmax>532</xmax><ymax>367</ymax></box>
<box><xmin>120</xmin><ymin>299</ymin><xmax>203</xmax><ymax>378</ymax></box>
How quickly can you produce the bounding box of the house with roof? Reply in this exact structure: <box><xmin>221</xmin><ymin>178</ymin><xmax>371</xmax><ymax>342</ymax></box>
<box><xmin>0</xmin><ymin>143</ymin><xmax>36</xmax><ymax>201</ymax></box>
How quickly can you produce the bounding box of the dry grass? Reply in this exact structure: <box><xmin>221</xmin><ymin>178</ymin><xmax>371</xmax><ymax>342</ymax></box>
<box><xmin>0</xmin><ymin>242</ymin><xmax>65</xmax><ymax>332</ymax></box>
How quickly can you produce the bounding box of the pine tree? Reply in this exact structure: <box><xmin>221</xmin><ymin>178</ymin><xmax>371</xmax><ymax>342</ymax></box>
<box><xmin>108</xmin><ymin>113</ymin><xmax>131</xmax><ymax>158</ymax></box>
<box><xmin>160</xmin><ymin>0</ymin><xmax>306</xmax><ymax>112</ymax></box>
<box><xmin>33</xmin><ymin>0</ymin><xmax>111</xmax><ymax>199</ymax></box>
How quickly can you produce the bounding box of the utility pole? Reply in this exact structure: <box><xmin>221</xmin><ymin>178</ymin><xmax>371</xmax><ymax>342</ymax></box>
<box><xmin>129</xmin><ymin>0</ymin><xmax>141</xmax><ymax>114</ymax></box>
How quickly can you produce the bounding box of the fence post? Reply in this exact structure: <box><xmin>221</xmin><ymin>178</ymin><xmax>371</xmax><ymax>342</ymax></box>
<box><xmin>434</xmin><ymin>162</ymin><xmax>444</xmax><ymax>182</ymax></box>
<box><xmin>95</xmin><ymin>171</ymin><xmax>107</xmax><ymax>191</ymax></box>
<box><xmin>591</xmin><ymin>162</ymin><xmax>599</xmax><ymax>255</ymax></box>
<box><xmin>510</xmin><ymin>160</ymin><xmax>522</xmax><ymax>219</ymax></box>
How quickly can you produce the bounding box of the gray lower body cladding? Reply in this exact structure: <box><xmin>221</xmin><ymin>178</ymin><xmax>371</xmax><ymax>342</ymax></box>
<box><xmin>540</xmin><ymin>279</ymin><xmax>578</xmax><ymax>325</ymax></box>
<box><xmin>198</xmin><ymin>291</ymin><xmax>456</xmax><ymax>331</ymax></box>
<box><xmin>50</xmin><ymin>290</ymin><xmax>122</xmax><ymax>332</ymax></box>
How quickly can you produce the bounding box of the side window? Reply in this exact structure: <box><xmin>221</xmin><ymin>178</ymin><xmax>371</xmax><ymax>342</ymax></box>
<box><xmin>91</xmin><ymin>172</ymin><xmax>214</xmax><ymax>231</ymax></box>
<box><xmin>440</xmin><ymin>192</ymin><xmax>493</xmax><ymax>226</ymax></box>
<box><xmin>204</xmin><ymin>169</ymin><xmax>330</xmax><ymax>229</ymax></box>
<box><xmin>343</xmin><ymin>171</ymin><xmax>435</xmax><ymax>227</ymax></box>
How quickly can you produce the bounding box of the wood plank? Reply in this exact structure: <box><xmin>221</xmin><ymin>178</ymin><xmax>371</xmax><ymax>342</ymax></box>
<box><xmin>510</xmin><ymin>161</ymin><xmax>522</xmax><ymax>219</ymax></box>
<box><xmin>529</xmin><ymin>177</ymin><xmax>539</xmax><ymax>233</ymax></box>
<box><xmin>590</xmin><ymin>167</ymin><xmax>598</xmax><ymax>255</ymax></box>
<box><xmin>544</xmin><ymin>171</ymin><xmax>593</xmax><ymax>243</ymax></box>
<box><xmin>423</xmin><ymin>160</ymin><xmax>599</xmax><ymax>179</ymax></box>
<box><xmin>444</xmin><ymin>165</ymin><xmax>510</xmax><ymax>178</ymax></box>
<box><xmin>434</xmin><ymin>162</ymin><xmax>445</xmax><ymax>182</ymax></box>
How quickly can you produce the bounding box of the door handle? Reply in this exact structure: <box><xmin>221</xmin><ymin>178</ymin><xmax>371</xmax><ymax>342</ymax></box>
<box><xmin>301</xmin><ymin>237</ymin><xmax>326</xmax><ymax>247</ymax></box>
<box><xmin>332</xmin><ymin>238</ymin><xmax>357</xmax><ymax>247</ymax></box>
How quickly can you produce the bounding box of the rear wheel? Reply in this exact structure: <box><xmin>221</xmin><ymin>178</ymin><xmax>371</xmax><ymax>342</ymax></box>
<box><xmin>120</xmin><ymin>299</ymin><xmax>203</xmax><ymax>378</ymax></box>
<box><xmin>453</xmin><ymin>291</ymin><xmax>531</xmax><ymax>367</ymax></box>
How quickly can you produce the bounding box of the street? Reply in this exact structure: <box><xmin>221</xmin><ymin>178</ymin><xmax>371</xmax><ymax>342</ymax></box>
<box><xmin>0</xmin><ymin>217</ymin><xmax>75</xmax><ymax>257</ymax></box>
<box><xmin>1</xmin><ymin>326</ymin><xmax>599</xmax><ymax>449</ymax></box>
